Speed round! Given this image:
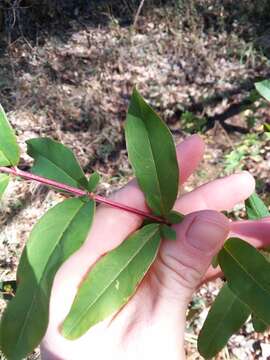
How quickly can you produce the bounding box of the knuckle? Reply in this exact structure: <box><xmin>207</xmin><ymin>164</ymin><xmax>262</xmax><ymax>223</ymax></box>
<box><xmin>159</xmin><ymin>252</ymin><xmax>202</xmax><ymax>291</ymax></box>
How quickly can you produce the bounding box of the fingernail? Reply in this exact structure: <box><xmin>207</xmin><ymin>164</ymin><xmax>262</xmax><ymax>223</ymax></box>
<box><xmin>186</xmin><ymin>216</ymin><xmax>229</xmax><ymax>252</ymax></box>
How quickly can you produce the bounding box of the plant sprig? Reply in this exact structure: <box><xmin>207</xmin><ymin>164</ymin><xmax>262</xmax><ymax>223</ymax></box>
<box><xmin>0</xmin><ymin>88</ymin><xmax>270</xmax><ymax>360</ymax></box>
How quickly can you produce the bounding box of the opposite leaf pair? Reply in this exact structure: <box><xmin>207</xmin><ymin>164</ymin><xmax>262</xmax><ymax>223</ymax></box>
<box><xmin>61</xmin><ymin>89</ymin><xmax>183</xmax><ymax>338</ymax></box>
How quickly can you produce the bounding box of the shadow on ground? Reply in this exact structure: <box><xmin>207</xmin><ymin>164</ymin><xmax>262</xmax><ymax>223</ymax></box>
<box><xmin>1</xmin><ymin>0</ymin><xmax>270</xmax><ymax>48</ymax></box>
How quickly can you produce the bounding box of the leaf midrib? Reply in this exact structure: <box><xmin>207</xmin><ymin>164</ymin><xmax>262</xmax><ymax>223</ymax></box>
<box><xmin>250</xmin><ymin>197</ymin><xmax>269</xmax><ymax>218</ymax></box>
<box><xmin>65</xmin><ymin>226</ymin><xmax>160</xmax><ymax>336</ymax></box>
<box><xmin>224</xmin><ymin>245</ymin><xmax>270</xmax><ymax>297</ymax></box>
<box><xmin>147</xmin><ymin>127</ymin><xmax>166</xmax><ymax>215</ymax></box>
<box><xmin>200</xmin><ymin>288</ymin><xmax>246</xmax><ymax>355</ymax></box>
<box><xmin>130</xmin><ymin>113</ymin><xmax>165</xmax><ymax>215</ymax></box>
<box><xmin>14</xmin><ymin>201</ymin><xmax>85</xmax><ymax>351</ymax></box>
<box><xmin>250</xmin><ymin>198</ymin><xmax>261</xmax><ymax>218</ymax></box>
<box><xmin>136</xmin><ymin>101</ymin><xmax>167</xmax><ymax>215</ymax></box>
<box><xmin>202</xmin><ymin>300</ymin><xmax>234</xmax><ymax>353</ymax></box>
<box><xmin>0</xmin><ymin>149</ymin><xmax>11</xmax><ymax>165</ymax></box>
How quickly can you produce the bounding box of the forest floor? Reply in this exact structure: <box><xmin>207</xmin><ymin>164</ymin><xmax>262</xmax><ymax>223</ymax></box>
<box><xmin>0</xmin><ymin>3</ymin><xmax>270</xmax><ymax>359</ymax></box>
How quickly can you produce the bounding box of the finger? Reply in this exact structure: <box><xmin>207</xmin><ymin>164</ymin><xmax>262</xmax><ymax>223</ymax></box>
<box><xmin>177</xmin><ymin>135</ymin><xmax>205</xmax><ymax>184</ymax></box>
<box><xmin>175</xmin><ymin>171</ymin><xmax>255</xmax><ymax>214</ymax></box>
<box><xmin>230</xmin><ymin>217</ymin><xmax>270</xmax><ymax>248</ymax></box>
<box><xmin>201</xmin><ymin>217</ymin><xmax>270</xmax><ymax>285</ymax></box>
<box><xmin>158</xmin><ymin>210</ymin><xmax>229</xmax><ymax>304</ymax></box>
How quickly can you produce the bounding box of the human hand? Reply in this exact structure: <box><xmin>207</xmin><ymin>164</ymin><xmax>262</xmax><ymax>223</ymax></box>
<box><xmin>41</xmin><ymin>135</ymin><xmax>256</xmax><ymax>360</ymax></box>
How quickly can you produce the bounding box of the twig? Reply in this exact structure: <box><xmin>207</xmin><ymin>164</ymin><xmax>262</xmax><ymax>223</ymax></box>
<box><xmin>0</xmin><ymin>166</ymin><xmax>166</xmax><ymax>223</ymax></box>
<box><xmin>133</xmin><ymin>0</ymin><xmax>145</xmax><ymax>29</ymax></box>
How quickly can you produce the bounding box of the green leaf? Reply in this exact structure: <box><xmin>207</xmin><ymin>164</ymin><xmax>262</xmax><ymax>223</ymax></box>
<box><xmin>252</xmin><ymin>313</ymin><xmax>268</xmax><ymax>333</ymax></box>
<box><xmin>125</xmin><ymin>88</ymin><xmax>179</xmax><ymax>217</ymax></box>
<box><xmin>245</xmin><ymin>192</ymin><xmax>270</xmax><ymax>334</ymax></box>
<box><xmin>142</xmin><ymin>218</ymin><xmax>156</xmax><ymax>226</ymax></box>
<box><xmin>160</xmin><ymin>224</ymin><xmax>176</xmax><ymax>240</ymax></box>
<box><xmin>27</xmin><ymin>138</ymin><xmax>88</xmax><ymax>189</ymax></box>
<box><xmin>264</xmin><ymin>123</ymin><xmax>270</xmax><ymax>132</ymax></box>
<box><xmin>211</xmin><ymin>255</ymin><xmax>219</xmax><ymax>268</ymax></box>
<box><xmin>0</xmin><ymin>174</ymin><xmax>9</xmax><ymax>200</ymax></box>
<box><xmin>61</xmin><ymin>223</ymin><xmax>161</xmax><ymax>339</ymax></box>
<box><xmin>218</xmin><ymin>238</ymin><xmax>270</xmax><ymax>325</ymax></box>
<box><xmin>88</xmin><ymin>171</ymin><xmax>100</xmax><ymax>192</ymax></box>
<box><xmin>0</xmin><ymin>198</ymin><xmax>95</xmax><ymax>359</ymax></box>
<box><xmin>245</xmin><ymin>192</ymin><xmax>269</xmax><ymax>219</ymax></box>
<box><xmin>255</xmin><ymin>80</ymin><xmax>270</xmax><ymax>102</ymax></box>
<box><xmin>166</xmin><ymin>210</ymin><xmax>184</xmax><ymax>224</ymax></box>
<box><xmin>251</xmin><ymin>251</ymin><xmax>270</xmax><ymax>331</ymax></box>
<box><xmin>260</xmin><ymin>248</ymin><xmax>270</xmax><ymax>262</ymax></box>
<box><xmin>198</xmin><ymin>283</ymin><xmax>250</xmax><ymax>359</ymax></box>
<box><xmin>0</xmin><ymin>105</ymin><xmax>20</xmax><ymax>166</ymax></box>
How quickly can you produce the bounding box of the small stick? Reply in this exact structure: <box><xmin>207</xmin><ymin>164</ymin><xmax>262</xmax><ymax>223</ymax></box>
<box><xmin>133</xmin><ymin>0</ymin><xmax>145</xmax><ymax>29</ymax></box>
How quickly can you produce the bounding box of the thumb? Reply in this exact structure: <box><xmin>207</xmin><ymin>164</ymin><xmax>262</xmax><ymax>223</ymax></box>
<box><xmin>158</xmin><ymin>210</ymin><xmax>230</xmax><ymax>304</ymax></box>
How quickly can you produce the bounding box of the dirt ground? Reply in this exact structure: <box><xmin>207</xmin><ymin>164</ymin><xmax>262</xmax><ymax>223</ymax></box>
<box><xmin>0</xmin><ymin>3</ymin><xmax>270</xmax><ymax>359</ymax></box>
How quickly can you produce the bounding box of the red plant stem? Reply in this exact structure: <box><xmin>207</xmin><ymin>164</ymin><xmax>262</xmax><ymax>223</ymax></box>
<box><xmin>0</xmin><ymin>166</ymin><xmax>165</xmax><ymax>223</ymax></box>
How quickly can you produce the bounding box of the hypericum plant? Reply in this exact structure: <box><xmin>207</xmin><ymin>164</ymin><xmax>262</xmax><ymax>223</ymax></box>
<box><xmin>0</xmin><ymin>88</ymin><xmax>269</xmax><ymax>360</ymax></box>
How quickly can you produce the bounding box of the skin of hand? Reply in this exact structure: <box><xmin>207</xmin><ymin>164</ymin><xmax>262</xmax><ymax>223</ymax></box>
<box><xmin>41</xmin><ymin>134</ymin><xmax>259</xmax><ymax>360</ymax></box>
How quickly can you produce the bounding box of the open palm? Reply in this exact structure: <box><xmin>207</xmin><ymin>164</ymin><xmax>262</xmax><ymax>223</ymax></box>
<box><xmin>41</xmin><ymin>135</ymin><xmax>263</xmax><ymax>360</ymax></box>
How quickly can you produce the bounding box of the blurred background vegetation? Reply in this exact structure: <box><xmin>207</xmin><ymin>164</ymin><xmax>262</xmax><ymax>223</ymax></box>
<box><xmin>1</xmin><ymin>1</ymin><xmax>270</xmax><ymax>359</ymax></box>
<box><xmin>1</xmin><ymin>1</ymin><xmax>270</xmax><ymax>36</ymax></box>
